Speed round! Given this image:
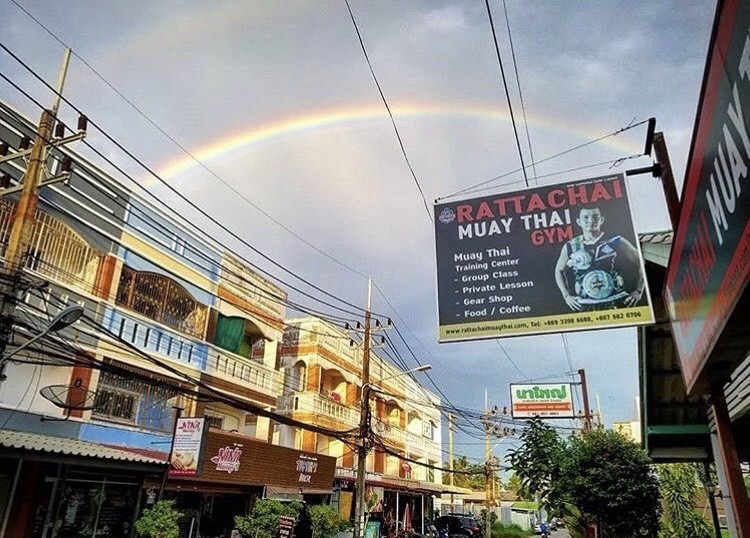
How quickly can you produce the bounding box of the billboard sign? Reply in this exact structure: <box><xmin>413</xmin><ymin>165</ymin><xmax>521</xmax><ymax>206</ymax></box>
<box><xmin>664</xmin><ymin>0</ymin><xmax>750</xmax><ymax>393</ymax></box>
<box><xmin>510</xmin><ymin>383</ymin><xmax>575</xmax><ymax>418</ymax></box>
<box><xmin>169</xmin><ymin>417</ymin><xmax>207</xmax><ymax>477</ymax></box>
<box><xmin>434</xmin><ymin>174</ymin><xmax>654</xmax><ymax>341</ymax></box>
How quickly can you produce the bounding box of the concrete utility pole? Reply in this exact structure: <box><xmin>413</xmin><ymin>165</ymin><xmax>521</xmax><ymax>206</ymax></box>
<box><xmin>448</xmin><ymin>412</ymin><xmax>455</xmax><ymax>511</ymax></box>
<box><xmin>0</xmin><ymin>49</ymin><xmax>80</xmax><ymax>382</ymax></box>
<box><xmin>483</xmin><ymin>391</ymin><xmax>492</xmax><ymax>538</ymax></box>
<box><xmin>578</xmin><ymin>369</ymin><xmax>592</xmax><ymax>431</ymax></box>
<box><xmin>353</xmin><ymin>279</ymin><xmax>372</xmax><ymax>538</ymax></box>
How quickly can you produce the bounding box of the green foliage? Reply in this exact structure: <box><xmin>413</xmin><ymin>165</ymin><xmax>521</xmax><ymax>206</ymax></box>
<box><xmin>506</xmin><ymin>473</ymin><xmax>531</xmax><ymax>500</ymax></box>
<box><xmin>560</xmin><ymin>429</ymin><xmax>661</xmax><ymax>536</ymax></box>
<box><xmin>309</xmin><ymin>504</ymin><xmax>349</xmax><ymax>538</ymax></box>
<box><xmin>506</xmin><ymin>418</ymin><xmax>564</xmax><ymax>509</ymax></box>
<box><xmin>135</xmin><ymin>500</ymin><xmax>183</xmax><ymax>538</ymax></box>
<box><xmin>443</xmin><ymin>455</ymin><xmax>485</xmax><ymax>490</ymax></box>
<box><xmin>489</xmin><ymin>521</ymin><xmax>533</xmax><ymax>538</ymax></box>
<box><xmin>657</xmin><ymin>464</ymin><xmax>712</xmax><ymax>538</ymax></box>
<box><xmin>234</xmin><ymin>499</ymin><xmax>302</xmax><ymax>538</ymax></box>
<box><xmin>508</xmin><ymin>423</ymin><xmax>661</xmax><ymax>537</ymax></box>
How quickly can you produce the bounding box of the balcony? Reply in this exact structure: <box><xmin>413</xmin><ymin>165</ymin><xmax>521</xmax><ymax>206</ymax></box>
<box><xmin>377</xmin><ymin>422</ymin><xmax>441</xmax><ymax>457</ymax></box>
<box><xmin>278</xmin><ymin>391</ymin><xmax>360</xmax><ymax>428</ymax></box>
<box><xmin>205</xmin><ymin>349</ymin><xmax>279</xmax><ymax>397</ymax></box>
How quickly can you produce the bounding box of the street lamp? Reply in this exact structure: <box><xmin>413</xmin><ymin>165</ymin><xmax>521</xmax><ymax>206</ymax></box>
<box><xmin>0</xmin><ymin>304</ymin><xmax>84</xmax><ymax>379</ymax></box>
<box><xmin>354</xmin><ymin>364</ymin><xmax>432</xmax><ymax>538</ymax></box>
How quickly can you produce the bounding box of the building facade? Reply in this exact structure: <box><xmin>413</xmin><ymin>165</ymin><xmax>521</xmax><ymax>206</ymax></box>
<box><xmin>277</xmin><ymin>316</ymin><xmax>444</xmax><ymax>533</ymax></box>
<box><xmin>0</xmin><ymin>100</ymin><xmax>337</xmax><ymax>538</ymax></box>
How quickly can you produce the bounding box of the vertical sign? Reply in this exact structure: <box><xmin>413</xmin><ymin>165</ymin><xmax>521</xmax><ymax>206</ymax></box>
<box><xmin>169</xmin><ymin>417</ymin><xmax>207</xmax><ymax>477</ymax></box>
<box><xmin>434</xmin><ymin>174</ymin><xmax>654</xmax><ymax>341</ymax></box>
<box><xmin>664</xmin><ymin>0</ymin><xmax>750</xmax><ymax>393</ymax></box>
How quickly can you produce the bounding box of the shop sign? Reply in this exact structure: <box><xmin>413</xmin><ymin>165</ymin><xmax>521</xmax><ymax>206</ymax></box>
<box><xmin>665</xmin><ymin>0</ymin><xmax>750</xmax><ymax>393</ymax></box>
<box><xmin>169</xmin><ymin>417</ymin><xmax>207</xmax><ymax>477</ymax></box>
<box><xmin>296</xmin><ymin>454</ymin><xmax>318</xmax><ymax>483</ymax></box>
<box><xmin>434</xmin><ymin>174</ymin><xmax>654</xmax><ymax>342</ymax></box>
<box><xmin>278</xmin><ymin>516</ymin><xmax>296</xmax><ymax>538</ymax></box>
<box><xmin>211</xmin><ymin>445</ymin><xmax>243</xmax><ymax>474</ymax></box>
<box><xmin>510</xmin><ymin>383</ymin><xmax>575</xmax><ymax>418</ymax></box>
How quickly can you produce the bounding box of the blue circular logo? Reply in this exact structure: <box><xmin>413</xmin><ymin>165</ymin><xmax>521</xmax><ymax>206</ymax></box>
<box><xmin>438</xmin><ymin>207</ymin><xmax>456</xmax><ymax>224</ymax></box>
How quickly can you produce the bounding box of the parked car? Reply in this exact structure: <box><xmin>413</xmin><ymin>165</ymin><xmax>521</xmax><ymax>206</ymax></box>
<box><xmin>434</xmin><ymin>515</ymin><xmax>482</xmax><ymax>538</ymax></box>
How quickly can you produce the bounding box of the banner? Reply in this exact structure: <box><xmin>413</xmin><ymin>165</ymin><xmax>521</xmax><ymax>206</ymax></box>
<box><xmin>168</xmin><ymin>417</ymin><xmax>207</xmax><ymax>477</ymax></box>
<box><xmin>434</xmin><ymin>174</ymin><xmax>654</xmax><ymax>341</ymax></box>
<box><xmin>510</xmin><ymin>383</ymin><xmax>575</xmax><ymax>418</ymax></box>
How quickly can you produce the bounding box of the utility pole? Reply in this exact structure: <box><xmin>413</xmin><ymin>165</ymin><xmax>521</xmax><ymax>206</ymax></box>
<box><xmin>578</xmin><ymin>369</ymin><xmax>592</xmax><ymax>431</ymax></box>
<box><xmin>353</xmin><ymin>279</ymin><xmax>372</xmax><ymax>538</ymax></box>
<box><xmin>448</xmin><ymin>412</ymin><xmax>455</xmax><ymax>512</ymax></box>
<box><xmin>483</xmin><ymin>391</ymin><xmax>492</xmax><ymax>538</ymax></box>
<box><xmin>0</xmin><ymin>49</ymin><xmax>82</xmax><ymax>383</ymax></box>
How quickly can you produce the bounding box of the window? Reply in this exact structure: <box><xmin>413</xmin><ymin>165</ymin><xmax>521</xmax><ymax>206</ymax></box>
<box><xmin>93</xmin><ymin>388</ymin><xmax>138</xmax><ymax>422</ymax></box>
<box><xmin>93</xmin><ymin>371</ymin><xmax>178</xmax><ymax>432</ymax></box>
<box><xmin>204</xmin><ymin>414</ymin><xmax>224</xmax><ymax>429</ymax></box>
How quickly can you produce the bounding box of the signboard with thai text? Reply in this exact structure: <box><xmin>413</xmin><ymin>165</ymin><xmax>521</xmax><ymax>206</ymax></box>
<box><xmin>510</xmin><ymin>383</ymin><xmax>575</xmax><ymax>419</ymax></box>
<box><xmin>664</xmin><ymin>0</ymin><xmax>750</xmax><ymax>393</ymax></box>
<box><xmin>434</xmin><ymin>174</ymin><xmax>654</xmax><ymax>341</ymax></box>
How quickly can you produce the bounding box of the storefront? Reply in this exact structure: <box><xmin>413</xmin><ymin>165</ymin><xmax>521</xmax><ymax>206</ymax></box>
<box><xmin>0</xmin><ymin>429</ymin><xmax>167</xmax><ymax>538</ymax></box>
<box><xmin>162</xmin><ymin>429</ymin><xmax>336</xmax><ymax>538</ymax></box>
<box><xmin>334</xmin><ymin>468</ymin><xmax>438</xmax><ymax>537</ymax></box>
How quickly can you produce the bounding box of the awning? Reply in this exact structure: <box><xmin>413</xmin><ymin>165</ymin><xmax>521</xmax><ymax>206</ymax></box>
<box><xmin>0</xmin><ymin>430</ymin><xmax>167</xmax><ymax>465</ymax></box>
<box><xmin>265</xmin><ymin>485</ymin><xmax>333</xmax><ymax>501</ymax></box>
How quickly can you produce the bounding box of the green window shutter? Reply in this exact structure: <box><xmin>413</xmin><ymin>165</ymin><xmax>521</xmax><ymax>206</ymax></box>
<box><xmin>215</xmin><ymin>315</ymin><xmax>246</xmax><ymax>354</ymax></box>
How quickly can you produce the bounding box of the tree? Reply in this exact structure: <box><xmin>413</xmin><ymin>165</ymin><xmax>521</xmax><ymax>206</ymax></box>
<box><xmin>506</xmin><ymin>418</ymin><xmax>564</xmax><ymax>510</ymax></box>
<box><xmin>234</xmin><ymin>499</ymin><xmax>302</xmax><ymax>538</ymax></box>
<box><xmin>559</xmin><ymin>429</ymin><xmax>661</xmax><ymax>536</ymax></box>
<box><xmin>508</xmin><ymin>422</ymin><xmax>661</xmax><ymax>537</ymax></box>
<box><xmin>657</xmin><ymin>464</ymin><xmax>712</xmax><ymax>538</ymax></box>
<box><xmin>506</xmin><ymin>473</ymin><xmax>530</xmax><ymax>501</ymax></box>
<box><xmin>135</xmin><ymin>500</ymin><xmax>183</xmax><ymax>538</ymax></box>
<box><xmin>443</xmin><ymin>454</ymin><xmax>485</xmax><ymax>490</ymax></box>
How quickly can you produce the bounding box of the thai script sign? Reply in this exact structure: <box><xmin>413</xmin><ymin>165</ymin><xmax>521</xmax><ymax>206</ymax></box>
<box><xmin>510</xmin><ymin>383</ymin><xmax>575</xmax><ymax>418</ymax></box>
<box><xmin>434</xmin><ymin>174</ymin><xmax>653</xmax><ymax>341</ymax></box>
<box><xmin>665</xmin><ymin>0</ymin><xmax>750</xmax><ymax>394</ymax></box>
<box><xmin>296</xmin><ymin>454</ymin><xmax>319</xmax><ymax>483</ymax></box>
<box><xmin>169</xmin><ymin>417</ymin><xmax>207</xmax><ymax>477</ymax></box>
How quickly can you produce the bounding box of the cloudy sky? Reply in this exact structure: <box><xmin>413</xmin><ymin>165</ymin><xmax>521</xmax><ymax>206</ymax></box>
<box><xmin>0</xmin><ymin>0</ymin><xmax>716</xmax><ymax>462</ymax></box>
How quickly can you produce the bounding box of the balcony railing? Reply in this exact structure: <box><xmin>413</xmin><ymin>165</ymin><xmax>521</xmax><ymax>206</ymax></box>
<box><xmin>278</xmin><ymin>391</ymin><xmax>360</xmax><ymax>427</ymax></box>
<box><xmin>206</xmin><ymin>350</ymin><xmax>278</xmax><ymax>396</ymax></box>
<box><xmin>378</xmin><ymin>422</ymin><xmax>441</xmax><ymax>456</ymax></box>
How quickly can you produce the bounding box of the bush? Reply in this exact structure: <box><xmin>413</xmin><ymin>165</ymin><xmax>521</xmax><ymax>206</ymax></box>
<box><xmin>489</xmin><ymin>522</ymin><xmax>533</xmax><ymax>538</ymax></box>
<box><xmin>309</xmin><ymin>504</ymin><xmax>349</xmax><ymax>538</ymax></box>
<box><xmin>234</xmin><ymin>499</ymin><xmax>302</xmax><ymax>538</ymax></box>
<box><xmin>135</xmin><ymin>500</ymin><xmax>183</xmax><ymax>538</ymax></box>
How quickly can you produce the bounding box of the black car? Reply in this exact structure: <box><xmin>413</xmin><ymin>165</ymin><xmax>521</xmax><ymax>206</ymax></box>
<box><xmin>434</xmin><ymin>515</ymin><xmax>483</xmax><ymax>538</ymax></box>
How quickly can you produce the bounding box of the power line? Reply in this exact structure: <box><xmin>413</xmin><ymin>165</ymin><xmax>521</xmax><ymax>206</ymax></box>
<box><xmin>0</xmin><ymin>43</ymin><xmax>383</xmax><ymax>320</ymax></box>
<box><xmin>435</xmin><ymin>117</ymin><xmax>650</xmax><ymax>201</ymax></box>
<box><xmin>501</xmin><ymin>0</ymin><xmax>536</xmax><ymax>183</ymax></box>
<box><xmin>4</xmin><ymin>0</ymin><xmax>372</xmax><ymax>283</ymax></box>
<box><xmin>343</xmin><ymin>0</ymin><xmax>432</xmax><ymax>223</ymax></box>
<box><xmin>495</xmin><ymin>340</ymin><xmax>528</xmax><ymax>380</ymax></box>
<box><xmin>484</xmin><ymin>0</ymin><xmax>528</xmax><ymax>187</ymax></box>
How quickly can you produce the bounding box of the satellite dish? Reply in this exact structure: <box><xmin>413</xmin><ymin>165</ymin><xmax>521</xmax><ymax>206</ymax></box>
<box><xmin>39</xmin><ymin>383</ymin><xmax>98</xmax><ymax>422</ymax></box>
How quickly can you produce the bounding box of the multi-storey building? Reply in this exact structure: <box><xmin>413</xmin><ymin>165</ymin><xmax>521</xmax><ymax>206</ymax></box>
<box><xmin>0</xmin><ymin>100</ymin><xmax>335</xmax><ymax>538</ymax></box>
<box><xmin>277</xmin><ymin>316</ymin><xmax>444</xmax><ymax>532</ymax></box>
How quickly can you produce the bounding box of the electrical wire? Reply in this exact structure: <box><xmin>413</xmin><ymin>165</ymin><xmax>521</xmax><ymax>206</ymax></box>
<box><xmin>0</xmin><ymin>43</ymin><xmax>384</xmax><ymax>320</ymax></box>
<box><xmin>484</xmin><ymin>0</ymin><xmax>528</xmax><ymax>187</ymax></box>
<box><xmin>343</xmin><ymin>0</ymin><xmax>432</xmax><ymax>223</ymax></box>
<box><xmin>495</xmin><ymin>340</ymin><xmax>528</xmax><ymax>380</ymax></box>
<box><xmin>501</xmin><ymin>0</ymin><xmax>536</xmax><ymax>183</ymax></box>
<box><xmin>4</xmin><ymin>0</ymin><xmax>372</xmax><ymax>282</ymax></box>
<box><xmin>435</xmin><ymin>117</ymin><xmax>650</xmax><ymax>201</ymax></box>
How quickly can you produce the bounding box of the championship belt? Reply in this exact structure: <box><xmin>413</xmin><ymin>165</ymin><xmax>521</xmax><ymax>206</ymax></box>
<box><xmin>567</xmin><ymin>237</ymin><xmax>628</xmax><ymax>305</ymax></box>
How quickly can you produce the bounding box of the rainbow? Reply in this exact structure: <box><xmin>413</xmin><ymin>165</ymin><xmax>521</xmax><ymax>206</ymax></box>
<box><xmin>157</xmin><ymin>102</ymin><xmax>643</xmax><ymax>180</ymax></box>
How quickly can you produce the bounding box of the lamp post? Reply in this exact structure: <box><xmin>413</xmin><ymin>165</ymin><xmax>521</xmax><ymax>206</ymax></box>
<box><xmin>353</xmin><ymin>363</ymin><xmax>432</xmax><ymax>538</ymax></box>
<box><xmin>0</xmin><ymin>304</ymin><xmax>84</xmax><ymax>381</ymax></box>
